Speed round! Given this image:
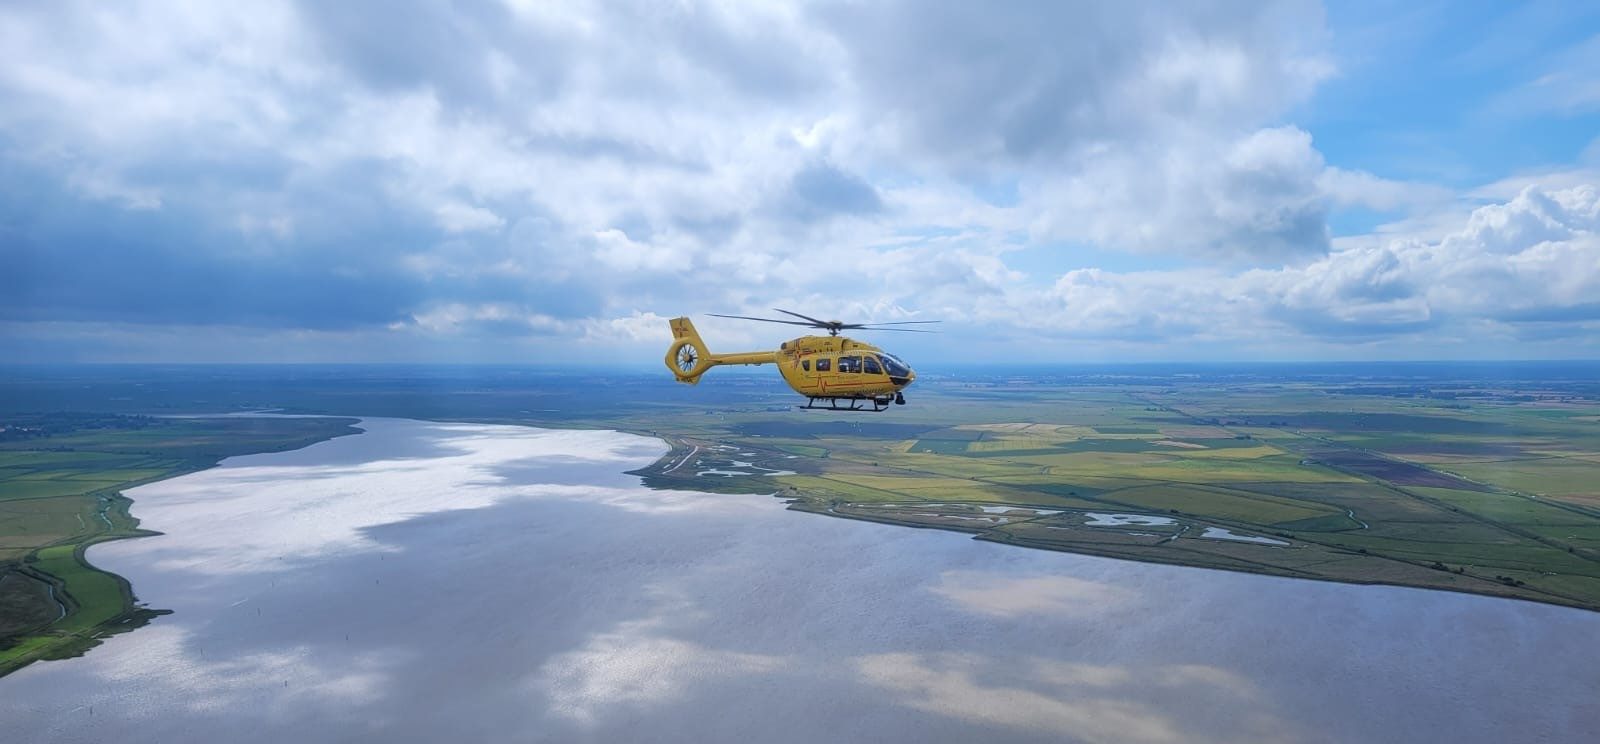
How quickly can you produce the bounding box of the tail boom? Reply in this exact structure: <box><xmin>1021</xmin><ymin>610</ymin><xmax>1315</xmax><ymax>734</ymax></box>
<box><xmin>665</xmin><ymin>317</ymin><xmax>775</xmax><ymax>384</ymax></box>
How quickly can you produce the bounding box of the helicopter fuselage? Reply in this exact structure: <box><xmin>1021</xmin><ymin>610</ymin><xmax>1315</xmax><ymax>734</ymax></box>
<box><xmin>774</xmin><ymin>335</ymin><xmax>916</xmax><ymax>400</ymax></box>
<box><xmin>665</xmin><ymin>317</ymin><xmax>917</xmax><ymax>408</ymax></box>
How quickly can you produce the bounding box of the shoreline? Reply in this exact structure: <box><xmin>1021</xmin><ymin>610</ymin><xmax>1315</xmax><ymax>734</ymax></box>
<box><xmin>6</xmin><ymin>412</ymin><xmax>1596</xmax><ymax>681</ymax></box>
<box><xmin>631</xmin><ymin>435</ymin><xmax>1600</xmax><ymax>615</ymax></box>
<box><xmin>784</xmin><ymin>491</ymin><xmax>1600</xmax><ymax>615</ymax></box>
<box><xmin>0</xmin><ymin>417</ymin><xmax>363</xmax><ymax>678</ymax></box>
<box><xmin>7</xmin><ymin>415</ymin><xmax>1597</xmax><ymax>743</ymax></box>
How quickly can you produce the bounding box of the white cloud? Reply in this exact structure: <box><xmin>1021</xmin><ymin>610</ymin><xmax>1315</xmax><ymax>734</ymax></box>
<box><xmin>434</xmin><ymin>201</ymin><xmax>505</xmax><ymax>233</ymax></box>
<box><xmin>67</xmin><ymin>167</ymin><xmax>164</xmax><ymax>210</ymax></box>
<box><xmin>817</xmin><ymin>1</ymin><xmax>1330</xmax><ymax>167</ymax></box>
<box><xmin>580</xmin><ymin>311</ymin><xmax>675</xmax><ymax>344</ymax></box>
<box><xmin>1</xmin><ymin>1</ymin><xmax>1593</xmax><ymax>360</ymax></box>
<box><xmin>989</xmin><ymin>183</ymin><xmax>1600</xmax><ymax>353</ymax></box>
<box><xmin>1028</xmin><ymin>127</ymin><xmax>1332</xmax><ymax>262</ymax></box>
<box><xmin>406</xmin><ymin>303</ymin><xmax>568</xmax><ymax>336</ymax></box>
<box><xmin>1490</xmin><ymin>33</ymin><xmax>1600</xmax><ymax>116</ymax></box>
<box><xmin>1319</xmin><ymin>167</ymin><xmax>1453</xmax><ymax>212</ymax></box>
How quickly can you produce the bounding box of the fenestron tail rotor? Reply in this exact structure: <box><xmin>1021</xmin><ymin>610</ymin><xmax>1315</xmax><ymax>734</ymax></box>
<box><xmin>709</xmin><ymin>308</ymin><xmax>941</xmax><ymax>336</ymax></box>
<box><xmin>675</xmin><ymin>344</ymin><xmax>699</xmax><ymax>373</ymax></box>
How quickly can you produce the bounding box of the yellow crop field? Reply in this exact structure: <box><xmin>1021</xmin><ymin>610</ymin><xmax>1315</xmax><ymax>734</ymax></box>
<box><xmin>1106</xmin><ymin>484</ymin><xmax>1340</xmax><ymax>525</ymax></box>
<box><xmin>1169</xmin><ymin>445</ymin><xmax>1282</xmax><ymax>460</ymax></box>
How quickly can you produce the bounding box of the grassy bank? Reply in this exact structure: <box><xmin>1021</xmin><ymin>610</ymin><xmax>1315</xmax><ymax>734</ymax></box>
<box><xmin>0</xmin><ymin>414</ymin><xmax>360</xmax><ymax>677</ymax></box>
<box><xmin>626</xmin><ymin>380</ymin><xmax>1600</xmax><ymax>613</ymax></box>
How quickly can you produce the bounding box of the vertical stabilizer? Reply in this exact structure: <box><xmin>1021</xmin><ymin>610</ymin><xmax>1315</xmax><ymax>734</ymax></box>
<box><xmin>665</xmin><ymin>317</ymin><xmax>711</xmax><ymax>384</ymax></box>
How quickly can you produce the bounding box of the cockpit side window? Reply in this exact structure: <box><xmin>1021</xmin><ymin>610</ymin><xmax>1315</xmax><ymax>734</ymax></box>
<box><xmin>839</xmin><ymin>356</ymin><xmax>861</xmax><ymax>373</ymax></box>
<box><xmin>802</xmin><ymin>359</ymin><xmax>811</xmax><ymax>372</ymax></box>
<box><xmin>816</xmin><ymin>357</ymin><xmax>831</xmax><ymax>372</ymax></box>
<box><xmin>863</xmin><ymin>356</ymin><xmax>882</xmax><ymax>375</ymax></box>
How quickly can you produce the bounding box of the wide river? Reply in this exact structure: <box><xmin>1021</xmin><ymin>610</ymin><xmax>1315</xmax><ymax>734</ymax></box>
<box><xmin>3</xmin><ymin>419</ymin><xmax>1597</xmax><ymax>743</ymax></box>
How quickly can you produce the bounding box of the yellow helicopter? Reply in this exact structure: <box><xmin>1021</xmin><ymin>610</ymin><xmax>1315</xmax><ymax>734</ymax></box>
<box><xmin>664</xmin><ymin>309</ymin><xmax>936</xmax><ymax>412</ymax></box>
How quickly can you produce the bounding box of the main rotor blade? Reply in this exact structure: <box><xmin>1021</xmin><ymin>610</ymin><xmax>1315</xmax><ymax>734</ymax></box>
<box><xmin>772</xmin><ymin>308</ymin><xmax>835</xmax><ymax>326</ymax></box>
<box><xmin>710</xmin><ymin>310</ymin><xmax>942</xmax><ymax>333</ymax></box>
<box><xmin>707</xmin><ymin>313</ymin><xmax>816</xmax><ymax>327</ymax></box>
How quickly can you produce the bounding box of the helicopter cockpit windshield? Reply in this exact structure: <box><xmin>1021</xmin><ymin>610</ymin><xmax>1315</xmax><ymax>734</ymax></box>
<box><xmin>878</xmin><ymin>353</ymin><xmax>911</xmax><ymax>379</ymax></box>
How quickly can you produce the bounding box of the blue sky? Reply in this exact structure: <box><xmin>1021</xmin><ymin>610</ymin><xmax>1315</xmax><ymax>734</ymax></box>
<box><xmin>2</xmin><ymin>0</ymin><xmax>1599</xmax><ymax>364</ymax></box>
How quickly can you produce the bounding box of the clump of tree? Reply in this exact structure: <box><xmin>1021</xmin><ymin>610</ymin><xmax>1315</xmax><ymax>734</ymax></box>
<box><xmin>0</xmin><ymin>412</ymin><xmax>156</xmax><ymax>440</ymax></box>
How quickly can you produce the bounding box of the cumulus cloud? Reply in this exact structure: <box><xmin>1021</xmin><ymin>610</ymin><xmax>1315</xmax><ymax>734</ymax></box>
<box><xmin>816</xmin><ymin>0</ymin><xmax>1331</xmax><ymax>166</ymax></box>
<box><xmin>0</xmin><ymin>0</ymin><xmax>1592</xmax><ymax>360</ymax></box>
<box><xmin>1006</xmin><ymin>184</ymin><xmax>1600</xmax><ymax>351</ymax></box>
<box><xmin>1029</xmin><ymin>126</ymin><xmax>1333</xmax><ymax>262</ymax></box>
<box><xmin>1319</xmin><ymin>167</ymin><xmax>1453</xmax><ymax>213</ymax></box>
<box><xmin>786</xmin><ymin>162</ymin><xmax>883</xmax><ymax>220</ymax></box>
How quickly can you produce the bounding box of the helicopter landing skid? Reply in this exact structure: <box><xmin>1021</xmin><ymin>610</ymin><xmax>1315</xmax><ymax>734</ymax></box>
<box><xmin>801</xmin><ymin>396</ymin><xmax>898</xmax><ymax>412</ymax></box>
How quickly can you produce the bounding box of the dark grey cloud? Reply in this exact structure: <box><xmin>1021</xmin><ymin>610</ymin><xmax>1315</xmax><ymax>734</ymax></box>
<box><xmin>650</xmin><ymin>2</ymin><xmax>827</xmax><ymax>101</ymax></box>
<box><xmin>815</xmin><ymin>1</ymin><xmax>1137</xmax><ymax>162</ymax></box>
<box><xmin>788</xmin><ymin>162</ymin><xmax>883</xmax><ymax>219</ymax></box>
<box><xmin>0</xmin><ymin>182</ymin><xmax>415</xmax><ymax>329</ymax></box>
<box><xmin>295</xmin><ymin>0</ymin><xmax>561</xmax><ymax>110</ymax></box>
<box><xmin>1215</xmin><ymin>151</ymin><xmax>1333</xmax><ymax>260</ymax></box>
<box><xmin>814</xmin><ymin>0</ymin><xmax>1324</xmax><ymax>166</ymax></box>
<box><xmin>1498</xmin><ymin>302</ymin><xmax>1600</xmax><ymax>323</ymax></box>
<box><xmin>0</xmin><ymin>159</ymin><xmax>603</xmax><ymax>333</ymax></box>
<box><xmin>1326</xmin><ymin>250</ymin><xmax>1415</xmax><ymax>303</ymax></box>
<box><xmin>521</xmin><ymin>132</ymin><xmax>707</xmax><ymax>171</ymax></box>
<box><xmin>1503</xmin><ymin>318</ymin><xmax>1600</xmax><ymax>342</ymax></box>
<box><xmin>669</xmin><ymin>213</ymin><xmax>740</xmax><ymax>246</ymax></box>
<box><xmin>1273</xmin><ymin>306</ymin><xmax>1440</xmax><ymax>339</ymax></box>
<box><xmin>296</xmin><ymin>0</ymin><xmax>821</xmax><ymax>128</ymax></box>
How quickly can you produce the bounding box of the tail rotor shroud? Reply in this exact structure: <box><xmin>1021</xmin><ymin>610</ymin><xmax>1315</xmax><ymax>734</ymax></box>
<box><xmin>675</xmin><ymin>343</ymin><xmax>699</xmax><ymax>374</ymax></box>
<box><xmin>664</xmin><ymin>317</ymin><xmax>714</xmax><ymax>384</ymax></box>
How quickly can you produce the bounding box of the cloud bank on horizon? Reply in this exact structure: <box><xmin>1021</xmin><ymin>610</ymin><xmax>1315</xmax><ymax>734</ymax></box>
<box><xmin>2</xmin><ymin>0</ymin><xmax>1599</xmax><ymax>363</ymax></box>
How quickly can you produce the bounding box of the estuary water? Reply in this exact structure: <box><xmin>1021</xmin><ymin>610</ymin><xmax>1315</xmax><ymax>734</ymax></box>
<box><xmin>2</xmin><ymin>419</ymin><xmax>1596</xmax><ymax>743</ymax></box>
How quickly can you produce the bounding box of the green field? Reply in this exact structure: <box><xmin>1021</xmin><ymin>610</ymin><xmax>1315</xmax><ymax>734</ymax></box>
<box><xmin>0</xmin><ymin>413</ymin><xmax>359</xmax><ymax>676</ymax></box>
<box><xmin>5</xmin><ymin>365</ymin><xmax>1600</xmax><ymax>678</ymax></box>
<box><xmin>627</xmin><ymin>377</ymin><xmax>1600</xmax><ymax>613</ymax></box>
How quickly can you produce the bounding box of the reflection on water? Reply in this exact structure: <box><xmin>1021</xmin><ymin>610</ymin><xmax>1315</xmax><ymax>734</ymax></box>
<box><xmin>2</xmin><ymin>418</ymin><xmax>1596</xmax><ymax>743</ymax></box>
<box><xmin>1083</xmin><ymin>513</ymin><xmax>1177</xmax><ymax>527</ymax></box>
<box><xmin>1198</xmin><ymin>526</ymin><xmax>1291</xmax><ymax>546</ymax></box>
